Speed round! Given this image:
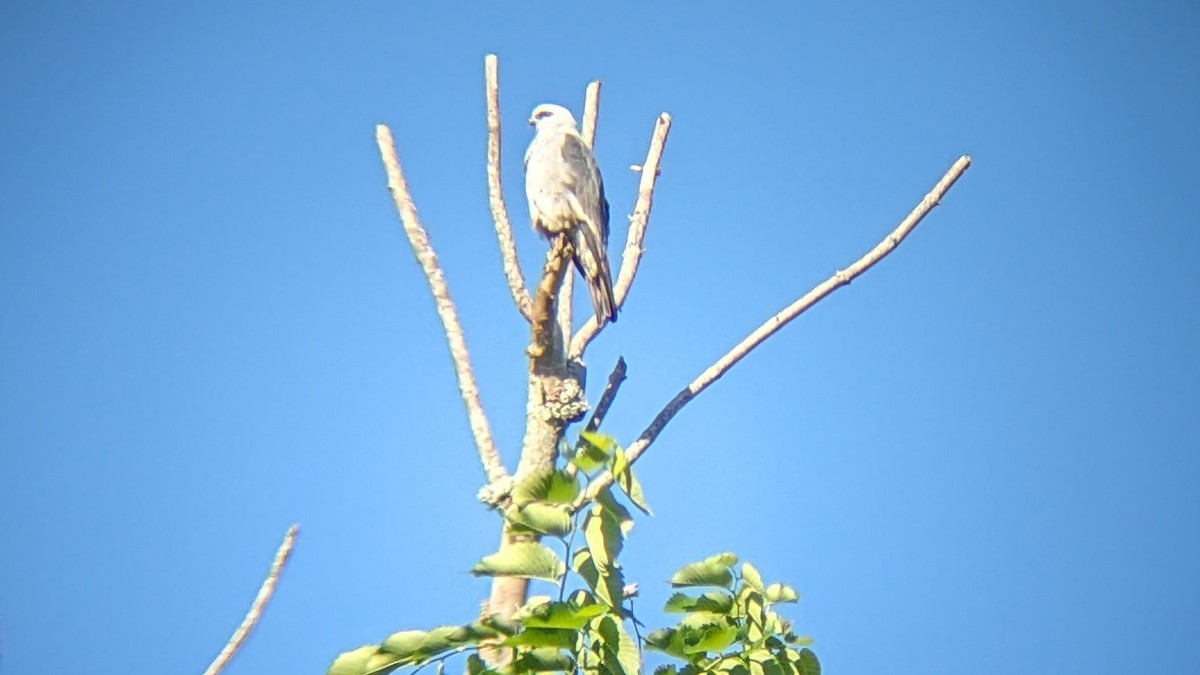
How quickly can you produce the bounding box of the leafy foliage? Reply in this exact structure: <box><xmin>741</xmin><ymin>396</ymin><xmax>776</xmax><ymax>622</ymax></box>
<box><xmin>327</xmin><ymin>434</ymin><xmax>818</xmax><ymax>675</ymax></box>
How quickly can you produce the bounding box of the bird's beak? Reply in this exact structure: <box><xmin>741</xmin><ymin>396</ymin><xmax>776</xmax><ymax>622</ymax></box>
<box><xmin>528</xmin><ymin>116</ymin><xmax>536</xmax><ymax>126</ymax></box>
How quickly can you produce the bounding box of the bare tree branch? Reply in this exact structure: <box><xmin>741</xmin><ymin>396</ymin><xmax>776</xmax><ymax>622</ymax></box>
<box><xmin>485</xmin><ymin>54</ymin><xmax>533</xmax><ymax>321</ymax></box>
<box><xmin>584</xmin><ymin>356</ymin><xmax>627</xmax><ymax>434</ymax></box>
<box><xmin>202</xmin><ymin>525</ymin><xmax>299</xmax><ymax>675</ymax></box>
<box><xmin>486</xmin><ymin>76</ymin><xmax>612</xmax><ymax>653</ymax></box>
<box><xmin>376</xmin><ymin>124</ymin><xmax>509</xmax><ymax>487</ymax></box>
<box><xmin>555</xmin><ymin>80</ymin><xmax>602</xmax><ymax>347</ymax></box>
<box><xmin>573</xmin><ymin>154</ymin><xmax>974</xmax><ymax>510</ymax></box>
<box><xmin>529</xmin><ymin>237</ymin><xmax>573</xmax><ymax>360</ymax></box>
<box><xmin>581</xmin><ymin>81</ymin><xmax>601</xmax><ymax>148</ymax></box>
<box><xmin>570</xmin><ymin>113</ymin><xmax>673</xmax><ymax>359</ymax></box>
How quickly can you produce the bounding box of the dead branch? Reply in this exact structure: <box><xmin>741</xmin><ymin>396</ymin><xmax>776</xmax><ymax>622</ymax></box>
<box><xmin>573</xmin><ymin>154</ymin><xmax>973</xmax><ymax>510</ymax></box>
<box><xmin>554</xmin><ymin>80</ymin><xmax>603</xmax><ymax>348</ymax></box>
<box><xmin>485</xmin><ymin>55</ymin><xmax>532</xmax><ymax>321</ymax></box>
<box><xmin>569</xmin><ymin>113</ymin><xmax>672</xmax><ymax>359</ymax></box>
<box><xmin>584</xmin><ymin>356</ymin><xmax>627</xmax><ymax>434</ymax></box>
<box><xmin>581</xmin><ymin>81</ymin><xmax>601</xmax><ymax>148</ymax></box>
<box><xmin>376</xmin><ymin>124</ymin><xmax>509</xmax><ymax>487</ymax></box>
<box><xmin>202</xmin><ymin>525</ymin><xmax>298</xmax><ymax>675</ymax></box>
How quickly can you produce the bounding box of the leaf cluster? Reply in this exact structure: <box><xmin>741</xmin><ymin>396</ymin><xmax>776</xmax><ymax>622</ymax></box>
<box><xmin>327</xmin><ymin>433</ymin><xmax>816</xmax><ymax>675</ymax></box>
<box><xmin>647</xmin><ymin>554</ymin><xmax>818</xmax><ymax>675</ymax></box>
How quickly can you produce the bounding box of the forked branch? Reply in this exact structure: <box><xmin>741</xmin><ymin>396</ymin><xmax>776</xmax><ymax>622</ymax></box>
<box><xmin>570</xmin><ymin>113</ymin><xmax>673</xmax><ymax>359</ymax></box>
<box><xmin>574</xmin><ymin>155</ymin><xmax>974</xmax><ymax>509</ymax></box>
<box><xmin>202</xmin><ymin>525</ymin><xmax>299</xmax><ymax>675</ymax></box>
<box><xmin>554</xmin><ymin>80</ymin><xmax>604</xmax><ymax>347</ymax></box>
<box><xmin>376</xmin><ymin>125</ymin><xmax>509</xmax><ymax>487</ymax></box>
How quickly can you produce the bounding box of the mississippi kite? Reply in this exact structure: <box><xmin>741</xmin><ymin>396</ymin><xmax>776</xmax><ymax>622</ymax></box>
<box><xmin>524</xmin><ymin>103</ymin><xmax>617</xmax><ymax>325</ymax></box>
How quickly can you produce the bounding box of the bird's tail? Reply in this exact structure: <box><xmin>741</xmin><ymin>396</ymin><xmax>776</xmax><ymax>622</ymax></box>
<box><xmin>588</xmin><ymin>268</ymin><xmax>617</xmax><ymax>326</ymax></box>
<box><xmin>572</xmin><ymin>220</ymin><xmax>618</xmax><ymax>326</ymax></box>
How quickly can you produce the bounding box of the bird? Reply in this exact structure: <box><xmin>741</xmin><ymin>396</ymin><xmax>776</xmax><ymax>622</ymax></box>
<box><xmin>524</xmin><ymin>103</ymin><xmax>617</xmax><ymax>326</ymax></box>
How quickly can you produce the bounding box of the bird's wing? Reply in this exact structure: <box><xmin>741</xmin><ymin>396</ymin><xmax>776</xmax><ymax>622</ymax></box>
<box><xmin>558</xmin><ymin>130</ymin><xmax>609</xmax><ymax>242</ymax></box>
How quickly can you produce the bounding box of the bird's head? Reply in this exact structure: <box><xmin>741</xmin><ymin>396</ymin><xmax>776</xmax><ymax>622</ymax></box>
<box><xmin>529</xmin><ymin>104</ymin><xmax>578</xmax><ymax>131</ymax></box>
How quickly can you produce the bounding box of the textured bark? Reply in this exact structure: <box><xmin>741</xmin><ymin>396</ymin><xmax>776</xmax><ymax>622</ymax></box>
<box><xmin>481</xmin><ymin>239</ymin><xmax>587</xmax><ymax>666</ymax></box>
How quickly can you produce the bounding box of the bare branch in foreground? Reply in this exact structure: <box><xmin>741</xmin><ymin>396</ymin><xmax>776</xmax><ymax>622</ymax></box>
<box><xmin>376</xmin><ymin>124</ymin><xmax>509</xmax><ymax>487</ymax></box>
<box><xmin>573</xmin><ymin>155</ymin><xmax>974</xmax><ymax>510</ymax></box>
<box><xmin>584</xmin><ymin>356</ymin><xmax>627</xmax><ymax>434</ymax></box>
<box><xmin>202</xmin><ymin>525</ymin><xmax>299</xmax><ymax>675</ymax></box>
<box><xmin>485</xmin><ymin>54</ymin><xmax>532</xmax><ymax>321</ymax></box>
<box><xmin>570</xmin><ymin>113</ymin><xmax>673</xmax><ymax>359</ymax></box>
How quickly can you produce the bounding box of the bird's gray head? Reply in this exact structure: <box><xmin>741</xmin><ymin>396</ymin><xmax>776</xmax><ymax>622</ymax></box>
<box><xmin>529</xmin><ymin>103</ymin><xmax>578</xmax><ymax>132</ymax></box>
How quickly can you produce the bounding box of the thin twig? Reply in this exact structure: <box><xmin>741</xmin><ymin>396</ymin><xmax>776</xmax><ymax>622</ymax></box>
<box><xmin>583</xmin><ymin>356</ymin><xmax>627</xmax><ymax>434</ymax></box>
<box><xmin>573</xmin><ymin>155</ymin><xmax>973</xmax><ymax>510</ymax></box>
<box><xmin>570</xmin><ymin>114</ymin><xmax>672</xmax><ymax>359</ymax></box>
<box><xmin>202</xmin><ymin>525</ymin><xmax>299</xmax><ymax>675</ymax></box>
<box><xmin>376</xmin><ymin>124</ymin><xmax>509</xmax><ymax>487</ymax></box>
<box><xmin>485</xmin><ymin>54</ymin><xmax>532</xmax><ymax>321</ymax></box>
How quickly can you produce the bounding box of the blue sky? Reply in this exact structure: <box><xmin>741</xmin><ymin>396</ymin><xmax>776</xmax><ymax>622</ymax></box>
<box><xmin>2</xmin><ymin>1</ymin><xmax>1198</xmax><ymax>673</ymax></box>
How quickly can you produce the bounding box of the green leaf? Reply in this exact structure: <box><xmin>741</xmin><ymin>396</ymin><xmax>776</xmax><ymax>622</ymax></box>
<box><xmin>746</xmin><ymin>653</ymin><xmax>787</xmax><ymax>675</ymax></box>
<box><xmin>610</xmin><ymin>448</ymin><xmax>651</xmax><ymax>515</ymax></box>
<box><xmin>738</xmin><ymin>588</ymin><xmax>765</xmax><ymax>627</ymax></box>
<box><xmin>328</xmin><ymin>646</ymin><xmax>404</xmax><ymax>675</ymax></box>
<box><xmin>746</xmin><ymin>621</ymin><xmax>764</xmax><ymax>645</ymax></box>
<box><xmin>502</xmin><ymin>627</ymin><xmax>578</xmax><ymax>649</ymax></box>
<box><xmin>571</xmin><ymin>548</ymin><xmax>625</xmax><ymax>608</ymax></box>
<box><xmin>595</xmin><ymin>488</ymin><xmax>635</xmax><ymax>536</ymax></box>
<box><xmin>644</xmin><ymin>628</ymin><xmax>689</xmax><ymax>660</ymax></box>
<box><xmin>652</xmin><ymin>666</ymin><xmax>679</xmax><ymax>675</ymax></box>
<box><xmin>327</xmin><ymin>646</ymin><xmax>372</xmax><ymax>675</ymax></box>
<box><xmin>784</xmin><ymin>648</ymin><xmax>820</xmax><ymax>675</ymax></box>
<box><xmin>670</xmin><ymin>553</ymin><xmax>737</xmax><ymax>589</ymax></box>
<box><xmin>512</xmin><ymin>468</ymin><xmax>581</xmax><ymax>506</ymax></box>
<box><xmin>471</xmin><ymin>542</ymin><xmax>565</xmax><ymax>580</ymax></box>
<box><xmin>676</xmin><ymin>616</ymin><xmax>738</xmax><ymax>655</ymax></box>
<box><xmin>514</xmin><ymin>596</ymin><xmax>609</xmax><ymax>629</ymax></box>
<box><xmin>379</xmin><ymin>631</ymin><xmax>425</xmax><ymax>657</ymax></box>
<box><xmin>713</xmin><ymin>659</ymin><xmax>751</xmax><ymax>675</ymax></box>
<box><xmin>584</xmin><ymin>502</ymin><xmax>624</xmax><ymax>571</ymax></box>
<box><xmin>580</xmin><ymin>430</ymin><xmax>618</xmax><ymax>453</ymax></box>
<box><xmin>512</xmin><ymin>648</ymin><xmax>575</xmax><ymax>672</ymax></box>
<box><xmin>662</xmin><ymin>591</ymin><xmax>734</xmax><ymax>614</ymax></box>
<box><xmin>447</xmin><ymin>621</ymin><xmax>504</xmax><ymax>644</ymax></box>
<box><xmin>377</xmin><ymin>626</ymin><xmax>461</xmax><ymax>665</ymax></box>
<box><xmin>480</xmin><ymin>614</ymin><xmax>521</xmax><ymax>637</ymax></box>
<box><xmin>567</xmin><ymin>589</ymin><xmax>595</xmax><ymax>606</ymax></box>
<box><xmin>573</xmin><ymin>431</ymin><xmax>617</xmax><ymax>473</ymax></box>
<box><xmin>740</xmin><ymin>562</ymin><xmax>764</xmax><ymax>593</ymax></box>
<box><xmin>465</xmin><ymin>654</ymin><xmax>487</xmax><ymax>675</ymax></box>
<box><xmin>504</xmin><ymin>502</ymin><xmax>573</xmax><ymax>538</ymax></box>
<box><xmin>764</xmin><ymin>583</ymin><xmax>799</xmax><ymax>604</ymax></box>
<box><xmin>418</xmin><ymin>626</ymin><xmax>462</xmax><ymax>654</ymax></box>
<box><xmin>594</xmin><ymin>615</ymin><xmax>641</xmax><ymax>675</ymax></box>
